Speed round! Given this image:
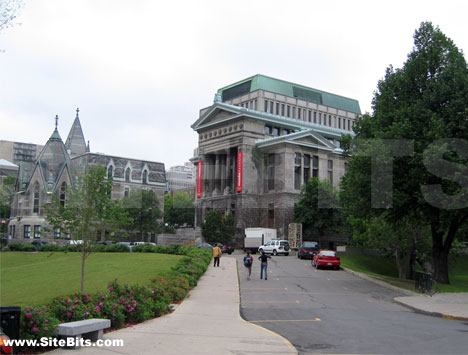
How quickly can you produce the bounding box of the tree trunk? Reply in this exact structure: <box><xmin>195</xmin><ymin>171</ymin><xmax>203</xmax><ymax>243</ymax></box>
<box><xmin>81</xmin><ymin>247</ymin><xmax>86</xmax><ymax>293</ymax></box>
<box><xmin>395</xmin><ymin>249</ymin><xmax>410</xmax><ymax>279</ymax></box>
<box><xmin>432</xmin><ymin>247</ymin><xmax>449</xmax><ymax>284</ymax></box>
<box><xmin>408</xmin><ymin>244</ymin><xmax>416</xmax><ymax>280</ymax></box>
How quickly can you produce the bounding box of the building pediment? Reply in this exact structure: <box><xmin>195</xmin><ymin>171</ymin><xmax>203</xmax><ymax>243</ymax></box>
<box><xmin>256</xmin><ymin>129</ymin><xmax>339</xmax><ymax>152</ymax></box>
<box><xmin>191</xmin><ymin>105</ymin><xmax>242</xmax><ymax>130</ymax></box>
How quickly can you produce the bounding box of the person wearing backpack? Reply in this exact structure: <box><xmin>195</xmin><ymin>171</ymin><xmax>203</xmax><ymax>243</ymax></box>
<box><xmin>243</xmin><ymin>250</ymin><xmax>253</xmax><ymax>279</ymax></box>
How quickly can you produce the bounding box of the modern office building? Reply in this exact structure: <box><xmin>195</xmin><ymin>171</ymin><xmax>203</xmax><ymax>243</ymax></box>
<box><xmin>166</xmin><ymin>162</ymin><xmax>196</xmax><ymax>192</ymax></box>
<box><xmin>8</xmin><ymin>109</ymin><xmax>166</xmax><ymax>242</ymax></box>
<box><xmin>191</xmin><ymin>74</ymin><xmax>360</xmax><ymax>244</ymax></box>
<box><xmin>0</xmin><ymin>140</ymin><xmax>44</xmax><ymax>165</ymax></box>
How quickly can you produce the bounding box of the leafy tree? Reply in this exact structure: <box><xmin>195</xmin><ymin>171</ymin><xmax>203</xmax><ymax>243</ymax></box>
<box><xmin>123</xmin><ymin>189</ymin><xmax>162</xmax><ymax>240</ymax></box>
<box><xmin>201</xmin><ymin>210</ymin><xmax>235</xmax><ymax>245</ymax></box>
<box><xmin>0</xmin><ymin>0</ymin><xmax>24</xmax><ymax>32</ymax></box>
<box><xmin>164</xmin><ymin>191</ymin><xmax>195</xmax><ymax>227</ymax></box>
<box><xmin>0</xmin><ymin>176</ymin><xmax>16</xmax><ymax>237</ymax></box>
<box><xmin>293</xmin><ymin>177</ymin><xmax>342</xmax><ymax>238</ymax></box>
<box><xmin>340</xmin><ymin>22</ymin><xmax>468</xmax><ymax>284</ymax></box>
<box><xmin>45</xmin><ymin>165</ymin><xmax>129</xmax><ymax>292</ymax></box>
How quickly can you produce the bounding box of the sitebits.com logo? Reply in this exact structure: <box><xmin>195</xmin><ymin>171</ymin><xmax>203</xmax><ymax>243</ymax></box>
<box><xmin>0</xmin><ymin>336</ymin><xmax>124</xmax><ymax>350</ymax></box>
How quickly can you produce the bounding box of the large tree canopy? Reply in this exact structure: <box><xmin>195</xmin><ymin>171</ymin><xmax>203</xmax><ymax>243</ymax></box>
<box><xmin>201</xmin><ymin>210</ymin><xmax>235</xmax><ymax>245</ymax></box>
<box><xmin>293</xmin><ymin>177</ymin><xmax>342</xmax><ymax>238</ymax></box>
<box><xmin>164</xmin><ymin>191</ymin><xmax>195</xmax><ymax>227</ymax></box>
<box><xmin>123</xmin><ymin>189</ymin><xmax>162</xmax><ymax>240</ymax></box>
<box><xmin>341</xmin><ymin>22</ymin><xmax>468</xmax><ymax>283</ymax></box>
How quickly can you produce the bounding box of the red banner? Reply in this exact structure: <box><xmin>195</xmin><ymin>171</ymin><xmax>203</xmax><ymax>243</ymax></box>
<box><xmin>196</xmin><ymin>160</ymin><xmax>203</xmax><ymax>198</ymax></box>
<box><xmin>236</xmin><ymin>151</ymin><xmax>243</xmax><ymax>192</ymax></box>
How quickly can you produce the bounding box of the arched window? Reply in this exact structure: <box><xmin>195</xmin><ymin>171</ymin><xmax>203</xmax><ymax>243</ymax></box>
<box><xmin>108</xmin><ymin>165</ymin><xmax>114</xmax><ymax>178</ymax></box>
<box><xmin>125</xmin><ymin>168</ymin><xmax>131</xmax><ymax>182</ymax></box>
<box><xmin>33</xmin><ymin>182</ymin><xmax>40</xmax><ymax>213</ymax></box>
<box><xmin>60</xmin><ymin>182</ymin><xmax>67</xmax><ymax>207</ymax></box>
<box><xmin>142</xmin><ymin>170</ymin><xmax>148</xmax><ymax>184</ymax></box>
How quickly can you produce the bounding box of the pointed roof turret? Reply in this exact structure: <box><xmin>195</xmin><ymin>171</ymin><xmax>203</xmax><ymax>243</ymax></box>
<box><xmin>65</xmin><ymin>108</ymin><xmax>87</xmax><ymax>156</ymax></box>
<box><xmin>34</xmin><ymin>115</ymin><xmax>72</xmax><ymax>192</ymax></box>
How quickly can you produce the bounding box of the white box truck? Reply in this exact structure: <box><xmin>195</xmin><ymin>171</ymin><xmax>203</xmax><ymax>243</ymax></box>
<box><xmin>244</xmin><ymin>228</ymin><xmax>277</xmax><ymax>254</ymax></box>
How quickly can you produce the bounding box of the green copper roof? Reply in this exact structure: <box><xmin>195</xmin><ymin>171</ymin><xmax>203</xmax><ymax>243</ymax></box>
<box><xmin>217</xmin><ymin>74</ymin><xmax>361</xmax><ymax>114</ymax></box>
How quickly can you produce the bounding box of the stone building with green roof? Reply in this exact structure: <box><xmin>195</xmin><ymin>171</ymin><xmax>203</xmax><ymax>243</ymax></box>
<box><xmin>191</xmin><ymin>75</ymin><xmax>360</xmax><ymax>247</ymax></box>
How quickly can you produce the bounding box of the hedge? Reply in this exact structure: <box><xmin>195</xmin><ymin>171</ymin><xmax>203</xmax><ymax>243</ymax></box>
<box><xmin>17</xmin><ymin>245</ymin><xmax>211</xmax><ymax>351</ymax></box>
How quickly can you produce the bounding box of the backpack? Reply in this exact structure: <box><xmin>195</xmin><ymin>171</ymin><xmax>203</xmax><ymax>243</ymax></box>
<box><xmin>244</xmin><ymin>257</ymin><xmax>252</xmax><ymax>267</ymax></box>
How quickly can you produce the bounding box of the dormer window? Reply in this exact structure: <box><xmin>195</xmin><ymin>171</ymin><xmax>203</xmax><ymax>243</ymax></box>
<box><xmin>125</xmin><ymin>168</ymin><xmax>131</xmax><ymax>182</ymax></box>
<box><xmin>142</xmin><ymin>170</ymin><xmax>148</xmax><ymax>184</ymax></box>
<box><xmin>107</xmin><ymin>165</ymin><xmax>114</xmax><ymax>178</ymax></box>
<box><xmin>33</xmin><ymin>182</ymin><xmax>40</xmax><ymax>213</ymax></box>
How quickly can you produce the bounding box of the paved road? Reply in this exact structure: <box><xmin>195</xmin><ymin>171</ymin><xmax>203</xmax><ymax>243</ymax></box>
<box><xmin>236</xmin><ymin>254</ymin><xmax>468</xmax><ymax>354</ymax></box>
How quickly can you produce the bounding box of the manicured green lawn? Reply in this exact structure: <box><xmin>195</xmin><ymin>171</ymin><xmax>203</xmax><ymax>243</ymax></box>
<box><xmin>340</xmin><ymin>253</ymin><xmax>468</xmax><ymax>293</ymax></box>
<box><xmin>0</xmin><ymin>252</ymin><xmax>182</xmax><ymax>307</ymax></box>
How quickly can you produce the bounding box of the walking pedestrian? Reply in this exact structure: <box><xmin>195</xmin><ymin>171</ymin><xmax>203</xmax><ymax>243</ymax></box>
<box><xmin>213</xmin><ymin>243</ymin><xmax>222</xmax><ymax>267</ymax></box>
<box><xmin>258</xmin><ymin>251</ymin><xmax>271</xmax><ymax>280</ymax></box>
<box><xmin>243</xmin><ymin>250</ymin><xmax>253</xmax><ymax>279</ymax></box>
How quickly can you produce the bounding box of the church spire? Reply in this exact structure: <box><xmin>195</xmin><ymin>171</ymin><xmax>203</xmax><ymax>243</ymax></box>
<box><xmin>65</xmin><ymin>107</ymin><xmax>87</xmax><ymax>156</ymax></box>
<box><xmin>49</xmin><ymin>115</ymin><xmax>62</xmax><ymax>140</ymax></box>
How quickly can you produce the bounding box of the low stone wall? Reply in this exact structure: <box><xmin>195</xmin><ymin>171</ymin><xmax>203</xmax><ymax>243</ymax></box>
<box><xmin>156</xmin><ymin>227</ymin><xmax>201</xmax><ymax>246</ymax></box>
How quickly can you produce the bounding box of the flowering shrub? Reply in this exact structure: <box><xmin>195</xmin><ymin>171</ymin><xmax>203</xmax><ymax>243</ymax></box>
<box><xmin>92</xmin><ymin>291</ymin><xmax>126</xmax><ymax>328</ymax></box>
<box><xmin>20</xmin><ymin>306</ymin><xmax>60</xmax><ymax>340</ymax></box>
<box><xmin>17</xmin><ymin>245</ymin><xmax>211</xmax><ymax>351</ymax></box>
<box><xmin>49</xmin><ymin>293</ymin><xmax>94</xmax><ymax>322</ymax></box>
<box><xmin>150</xmin><ymin>275</ymin><xmax>190</xmax><ymax>302</ymax></box>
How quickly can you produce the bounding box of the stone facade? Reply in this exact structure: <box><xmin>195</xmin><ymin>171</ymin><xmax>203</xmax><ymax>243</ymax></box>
<box><xmin>191</xmin><ymin>75</ymin><xmax>359</xmax><ymax>245</ymax></box>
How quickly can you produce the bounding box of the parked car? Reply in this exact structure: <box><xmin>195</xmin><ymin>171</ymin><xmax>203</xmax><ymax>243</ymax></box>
<box><xmin>194</xmin><ymin>242</ymin><xmax>213</xmax><ymax>249</ymax></box>
<box><xmin>131</xmin><ymin>242</ymin><xmax>146</xmax><ymax>247</ymax></box>
<box><xmin>116</xmin><ymin>241</ymin><xmax>132</xmax><ymax>250</ymax></box>
<box><xmin>214</xmin><ymin>243</ymin><xmax>234</xmax><ymax>255</ymax></box>
<box><xmin>95</xmin><ymin>241</ymin><xmax>114</xmax><ymax>245</ymax></box>
<box><xmin>312</xmin><ymin>250</ymin><xmax>341</xmax><ymax>270</ymax></box>
<box><xmin>258</xmin><ymin>239</ymin><xmax>290</xmax><ymax>256</ymax></box>
<box><xmin>297</xmin><ymin>241</ymin><xmax>319</xmax><ymax>259</ymax></box>
<box><xmin>31</xmin><ymin>240</ymin><xmax>48</xmax><ymax>250</ymax></box>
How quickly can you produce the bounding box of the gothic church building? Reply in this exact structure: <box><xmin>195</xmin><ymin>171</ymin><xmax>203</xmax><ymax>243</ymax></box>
<box><xmin>8</xmin><ymin>110</ymin><xmax>166</xmax><ymax>242</ymax></box>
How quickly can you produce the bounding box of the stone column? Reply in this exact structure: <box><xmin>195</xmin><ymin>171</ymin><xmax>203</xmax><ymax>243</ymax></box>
<box><xmin>200</xmin><ymin>155</ymin><xmax>207</xmax><ymax>198</ymax></box>
<box><xmin>220</xmin><ymin>154</ymin><xmax>226</xmax><ymax>194</ymax></box>
<box><xmin>225</xmin><ymin>153</ymin><xmax>231</xmax><ymax>195</ymax></box>
<box><xmin>214</xmin><ymin>154</ymin><xmax>220</xmax><ymax>195</ymax></box>
<box><xmin>207</xmin><ymin>155</ymin><xmax>214</xmax><ymax>194</ymax></box>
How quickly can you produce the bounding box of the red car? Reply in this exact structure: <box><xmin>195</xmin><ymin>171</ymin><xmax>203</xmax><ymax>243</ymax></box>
<box><xmin>312</xmin><ymin>250</ymin><xmax>340</xmax><ymax>270</ymax></box>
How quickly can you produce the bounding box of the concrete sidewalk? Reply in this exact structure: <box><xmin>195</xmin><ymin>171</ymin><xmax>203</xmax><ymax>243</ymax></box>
<box><xmin>50</xmin><ymin>257</ymin><xmax>297</xmax><ymax>354</ymax></box>
<box><xmin>394</xmin><ymin>293</ymin><xmax>468</xmax><ymax>320</ymax></box>
<box><xmin>343</xmin><ymin>267</ymin><xmax>468</xmax><ymax>321</ymax></box>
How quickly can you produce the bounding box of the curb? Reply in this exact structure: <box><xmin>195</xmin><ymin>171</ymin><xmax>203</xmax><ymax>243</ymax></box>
<box><xmin>341</xmin><ymin>267</ymin><xmax>417</xmax><ymax>296</ymax></box>
<box><xmin>393</xmin><ymin>299</ymin><xmax>468</xmax><ymax>321</ymax></box>
<box><xmin>342</xmin><ymin>267</ymin><xmax>468</xmax><ymax>321</ymax></box>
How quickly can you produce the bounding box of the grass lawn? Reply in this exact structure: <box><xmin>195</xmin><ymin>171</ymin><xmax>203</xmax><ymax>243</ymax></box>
<box><xmin>0</xmin><ymin>252</ymin><xmax>182</xmax><ymax>307</ymax></box>
<box><xmin>340</xmin><ymin>253</ymin><xmax>468</xmax><ymax>293</ymax></box>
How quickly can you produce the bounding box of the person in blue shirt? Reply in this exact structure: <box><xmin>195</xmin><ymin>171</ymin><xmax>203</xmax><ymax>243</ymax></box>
<box><xmin>258</xmin><ymin>251</ymin><xmax>271</xmax><ymax>280</ymax></box>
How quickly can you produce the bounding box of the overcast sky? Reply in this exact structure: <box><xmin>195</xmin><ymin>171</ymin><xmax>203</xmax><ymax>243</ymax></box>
<box><xmin>1</xmin><ymin>0</ymin><xmax>467</xmax><ymax>169</ymax></box>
